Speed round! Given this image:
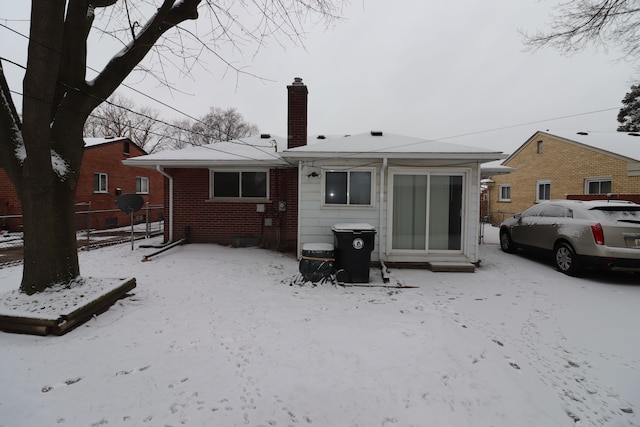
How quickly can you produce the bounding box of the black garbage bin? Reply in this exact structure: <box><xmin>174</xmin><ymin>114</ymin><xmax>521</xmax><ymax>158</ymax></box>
<box><xmin>299</xmin><ymin>243</ymin><xmax>335</xmax><ymax>282</ymax></box>
<box><xmin>331</xmin><ymin>223</ymin><xmax>376</xmax><ymax>283</ymax></box>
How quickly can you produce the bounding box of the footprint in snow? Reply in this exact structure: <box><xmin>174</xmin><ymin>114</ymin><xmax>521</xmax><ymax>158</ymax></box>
<box><xmin>115</xmin><ymin>365</ymin><xmax>151</xmax><ymax>376</ymax></box>
<box><xmin>41</xmin><ymin>376</ymin><xmax>83</xmax><ymax>393</ymax></box>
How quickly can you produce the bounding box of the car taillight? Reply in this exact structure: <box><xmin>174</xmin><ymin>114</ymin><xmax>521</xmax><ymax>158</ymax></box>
<box><xmin>591</xmin><ymin>223</ymin><xmax>605</xmax><ymax>245</ymax></box>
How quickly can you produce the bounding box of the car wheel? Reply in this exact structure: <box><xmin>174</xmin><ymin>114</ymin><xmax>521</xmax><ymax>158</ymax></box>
<box><xmin>499</xmin><ymin>229</ymin><xmax>517</xmax><ymax>253</ymax></box>
<box><xmin>554</xmin><ymin>242</ymin><xmax>581</xmax><ymax>276</ymax></box>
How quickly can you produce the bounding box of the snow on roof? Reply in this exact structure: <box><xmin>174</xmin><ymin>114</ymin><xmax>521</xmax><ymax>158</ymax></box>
<box><xmin>124</xmin><ymin>132</ymin><xmax>507</xmax><ymax>169</ymax></box>
<box><xmin>480</xmin><ymin>159</ymin><xmax>515</xmax><ymax>178</ymax></box>
<box><xmin>282</xmin><ymin>132</ymin><xmax>505</xmax><ymax>160</ymax></box>
<box><xmin>123</xmin><ymin>134</ymin><xmax>289</xmax><ymax>168</ymax></box>
<box><xmin>539</xmin><ymin>131</ymin><xmax>640</xmax><ymax>161</ymax></box>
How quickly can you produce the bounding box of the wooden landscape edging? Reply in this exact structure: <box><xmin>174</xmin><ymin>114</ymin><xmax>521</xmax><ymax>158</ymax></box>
<box><xmin>0</xmin><ymin>278</ymin><xmax>136</xmax><ymax>336</ymax></box>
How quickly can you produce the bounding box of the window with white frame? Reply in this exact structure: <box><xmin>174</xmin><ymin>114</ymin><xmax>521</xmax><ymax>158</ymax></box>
<box><xmin>210</xmin><ymin>170</ymin><xmax>268</xmax><ymax>199</ymax></box>
<box><xmin>136</xmin><ymin>176</ymin><xmax>149</xmax><ymax>194</ymax></box>
<box><xmin>93</xmin><ymin>172</ymin><xmax>108</xmax><ymax>193</ymax></box>
<box><xmin>323</xmin><ymin>169</ymin><xmax>373</xmax><ymax>206</ymax></box>
<box><xmin>585</xmin><ymin>177</ymin><xmax>612</xmax><ymax>194</ymax></box>
<box><xmin>536</xmin><ymin>180</ymin><xmax>551</xmax><ymax>202</ymax></box>
<box><xmin>498</xmin><ymin>184</ymin><xmax>511</xmax><ymax>201</ymax></box>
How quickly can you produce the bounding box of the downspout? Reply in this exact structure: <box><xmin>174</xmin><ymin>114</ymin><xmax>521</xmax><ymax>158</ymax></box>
<box><xmin>156</xmin><ymin>165</ymin><xmax>174</xmax><ymax>242</ymax></box>
<box><xmin>297</xmin><ymin>160</ymin><xmax>303</xmax><ymax>258</ymax></box>
<box><xmin>379</xmin><ymin>158</ymin><xmax>390</xmax><ymax>283</ymax></box>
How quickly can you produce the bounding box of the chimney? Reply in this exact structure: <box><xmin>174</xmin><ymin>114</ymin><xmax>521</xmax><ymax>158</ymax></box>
<box><xmin>287</xmin><ymin>77</ymin><xmax>308</xmax><ymax>149</ymax></box>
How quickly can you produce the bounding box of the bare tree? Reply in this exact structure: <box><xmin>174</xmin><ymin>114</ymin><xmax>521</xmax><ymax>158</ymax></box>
<box><xmin>0</xmin><ymin>0</ymin><xmax>343</xmax><ymax>294</ymax></box>
<box><xmin>161</xmin><ymin>118</ymin><xmax>196</xmax><ymax>151</ymax></box>
<box><xmin>84</xmin><ymin>93</ymin><xmax>162</xmax><ymax>153</ymax></box>
<box><xmin>190</xmin><ymin>107</ymin><xmax>259</xmax><ymax>146</ymax></box>
<box><xmin>521</xmin><ymin>0</ymin><xmax>640</xmax><ymax>61</ymax></box>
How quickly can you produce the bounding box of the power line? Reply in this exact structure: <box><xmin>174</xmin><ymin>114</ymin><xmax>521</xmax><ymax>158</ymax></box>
<box><xmin>0</xmin><ymin>21</ymin><xmax>287</xmax><ymax>164</ymax></box>
<box><xmin>0</xmin><ymin>21</ymin><xmax>626</xmax><ymax>163</ymax></box>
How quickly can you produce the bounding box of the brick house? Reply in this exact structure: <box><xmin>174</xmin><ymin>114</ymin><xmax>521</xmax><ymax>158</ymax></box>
<box><xmin>0</xmin><ymin>137</ymin><xmax>164</xmax><ymax>232</ymax></box>
<box><xmin>125</xmin><ymin>78</ymin><xmax>506</xmax><ymax>269</ymax></box>
<box><xmin>487</xmin><ymin>130</ymin><xmax>640</xmax><ymax>225</ymax></box>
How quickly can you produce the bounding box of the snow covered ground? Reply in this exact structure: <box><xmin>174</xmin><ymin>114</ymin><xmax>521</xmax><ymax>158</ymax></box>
<box><xmin>0</xmin><ymin>226</ymin><xmax>638</xmax><ymax>427</ymax></box>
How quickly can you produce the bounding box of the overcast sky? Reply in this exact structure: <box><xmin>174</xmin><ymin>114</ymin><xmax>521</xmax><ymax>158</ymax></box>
<box><xmin>1</xmin><ymin>1</ymin><xmax>638</xmax><ymax>153</ymax></box>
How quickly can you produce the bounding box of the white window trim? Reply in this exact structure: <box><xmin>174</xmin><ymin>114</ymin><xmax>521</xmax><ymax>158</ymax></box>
<box><xmin>386</xmin><ymin>167</ymin><xmax>469</xmax><ymax>255</ymax></box>
<box><xmin>209</xmin><ymin>169</ymin><xmax>270</xmax><ymax>200</ymax></box>
<box><xmin>136</xmin><ymin>176</ymin><xmax>149</xmax><ymax>194</ymax></box>
<box><xmin>498</xmin><ymin>184</ymin><xmax>511</xmax><ymax>202</ymax></box>
<box><xmin>94</xmin><ymin>172</ymin><xmax>108</xmax><ymax>194</ymax></box>
<box><xmin>536</xmin><ymin>179</ymin><xmax>551</xmax><ymax>202</ymax></box>
<box><xmin>584</xmin><ymin>176</ymin><xmax>612</xmax><ymax>194</ymax></box>
<box><xmin>321</xmin><ymin>167</ymin><xmax>376</xmax><ymax>207</ymax></box>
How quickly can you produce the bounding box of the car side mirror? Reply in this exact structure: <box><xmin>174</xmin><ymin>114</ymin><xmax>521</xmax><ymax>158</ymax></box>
<box><xmin>514</xmin><ymin>213</ymin><xmax>522</xmax><ymax>221</ymax></box>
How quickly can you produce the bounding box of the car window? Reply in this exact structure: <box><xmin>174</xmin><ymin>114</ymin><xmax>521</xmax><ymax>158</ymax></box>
<box><xmin>542</xmin><ymin>204</ymin><xmax>567</xmax><ymax>218</ymax></box>
<box><xmin>521</xmin><ymin>204</ymin><xmax>546</xmax><ymax>217</ymax></box>
<box><xmin>589</xmin><ymin>206</ymin><xmax>640</xmax><ymax>222</ymax></box>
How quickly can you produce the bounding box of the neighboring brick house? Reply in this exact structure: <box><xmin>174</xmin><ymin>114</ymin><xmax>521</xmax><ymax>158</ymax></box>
<box><xmin>487</xmin><ymin>131</ymin><xmax>640</xmax><ymax>225</ymax></box>
<box><xmin>0</xmin><ymin>137</ymin><xmax>164</xmax><ymax>232</ymax></box>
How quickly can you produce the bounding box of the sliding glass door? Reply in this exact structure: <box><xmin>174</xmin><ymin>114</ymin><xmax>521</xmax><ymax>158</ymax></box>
<box><xmin>391</xmin><ymin>172</ymin><xmax>464</xmax><ymax>252</ymax></box>
<box><xmin>392</xmin><ymin>175</ymin><xmax>428</xmax><ymax>250</ymax></box>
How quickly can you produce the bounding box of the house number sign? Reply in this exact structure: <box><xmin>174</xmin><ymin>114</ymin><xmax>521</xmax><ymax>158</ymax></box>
<box><xmin>352</xmin><ymin>238</ymin><xmax>364</xmax><ymax>250</ymax></box>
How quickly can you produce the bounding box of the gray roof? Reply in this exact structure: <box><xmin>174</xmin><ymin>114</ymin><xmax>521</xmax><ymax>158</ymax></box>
<box><xmin>122</xmin><ymin>135</ymin><xmax>289</xmax><ymax>168</ymax></box>
<box><xmin>282</xmin><ymin>132</ymin><xmax>505</xmax><ymax>161</ymax></box>
<box><xmin>123</xmin><ymin>131</ymin><xmax>507</xmax><ymax>169</ymax></box>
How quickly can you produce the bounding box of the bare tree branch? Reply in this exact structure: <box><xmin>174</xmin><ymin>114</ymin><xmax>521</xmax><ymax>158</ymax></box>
<box><xmin>522</xmin><ymin>0</ymin><xmax>640</xmax><ymax>61</ymax></box>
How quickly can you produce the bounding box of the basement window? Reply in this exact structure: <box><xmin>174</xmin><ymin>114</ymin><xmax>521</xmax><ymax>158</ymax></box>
<box><xmin>585</xmin><ymin>177</ymin><xmax>612</xmax><ymax>194</ymax></box>
<box><xmin>210</xmin><ymin>170</ymin><xmax>268</xmax><ymax>199</ymax></box>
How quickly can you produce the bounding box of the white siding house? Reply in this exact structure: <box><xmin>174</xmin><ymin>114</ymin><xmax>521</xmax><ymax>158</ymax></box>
<box><xmin>282</xmin><ymin>132</ymin><xmax>506</xmax><ymax>267</ymax></box>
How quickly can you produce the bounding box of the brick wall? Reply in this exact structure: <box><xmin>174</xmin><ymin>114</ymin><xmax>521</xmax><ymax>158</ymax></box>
<box><xmin>0</xmin><ymin>139</ymin><xmax>164</xmax><ymax>231</ymax></box>
<box><xmin>164</xmin><ymin>167</ymin><xmax>298</xmax><ymax>251</ymax></box>
<box><xmin>488</xmin><ymin>133</ymin><xmax>640</xmax><ymax>224</ymax></box>
<box><xmin>0</xmin><ymin>169</ymin><xmax>21</xmax><ymax>231</ymax></box>
<box><xmin>287</xmin><ymin>78</ymin><xmax>308</xmax><ymax>149</ymax></box>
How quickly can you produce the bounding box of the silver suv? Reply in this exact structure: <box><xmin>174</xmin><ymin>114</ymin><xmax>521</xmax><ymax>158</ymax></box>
<box><xmin>499</xmin><ymin>200</ymin><xmax>640</xmax><ymax>275</ymax></box>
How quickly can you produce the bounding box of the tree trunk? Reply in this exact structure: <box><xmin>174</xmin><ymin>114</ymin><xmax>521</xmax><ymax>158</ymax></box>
<box><xmin>19</xmin><ymin>165</ymin><xmax>80</xmax><ymax>295</ymax></box>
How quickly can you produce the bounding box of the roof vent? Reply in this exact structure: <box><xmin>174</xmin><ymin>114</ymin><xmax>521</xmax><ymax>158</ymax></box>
<box><xmin>629</xmin><ymin>133</ymin><xmax>640</xmax><ymax>137</ymax></box>
<box><xmin>371</xmin><ymin>131</ymin><xmax>383</xmax><ymax>136</ymax></box>
<box><xmin>260</xmin><ymin>133</ymin><xmax>271</xmax><ymax>139</ymax></box>
<box><xmin>317</xmin><ymin>135</ymin><xmax>326</xmax><ymax>139</ymax></box>
<box><xmin>576</xmin><ymin>131</ymin><xmax>588</xmax><ymax>135</ymax></box>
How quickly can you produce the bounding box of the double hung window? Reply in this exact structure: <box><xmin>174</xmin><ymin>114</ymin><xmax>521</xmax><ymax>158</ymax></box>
<box><xmin>498</xmin><ymin>184</ymin><xmax>511</xmax><ymax>202</ymax></box>
<box><xmin>94</xmin><ymin>173</ymin><xmax>108</xmax><ymax>193</ymax></box>
<box><xmin>136</xmin><ymin>176</ymin><xmax>149</xmax><ymax>194</ymax></box>
<box><xmin>536</xmin><ymin>180</ymin><xmax>551</xmax><ymax>202</ymax></box>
